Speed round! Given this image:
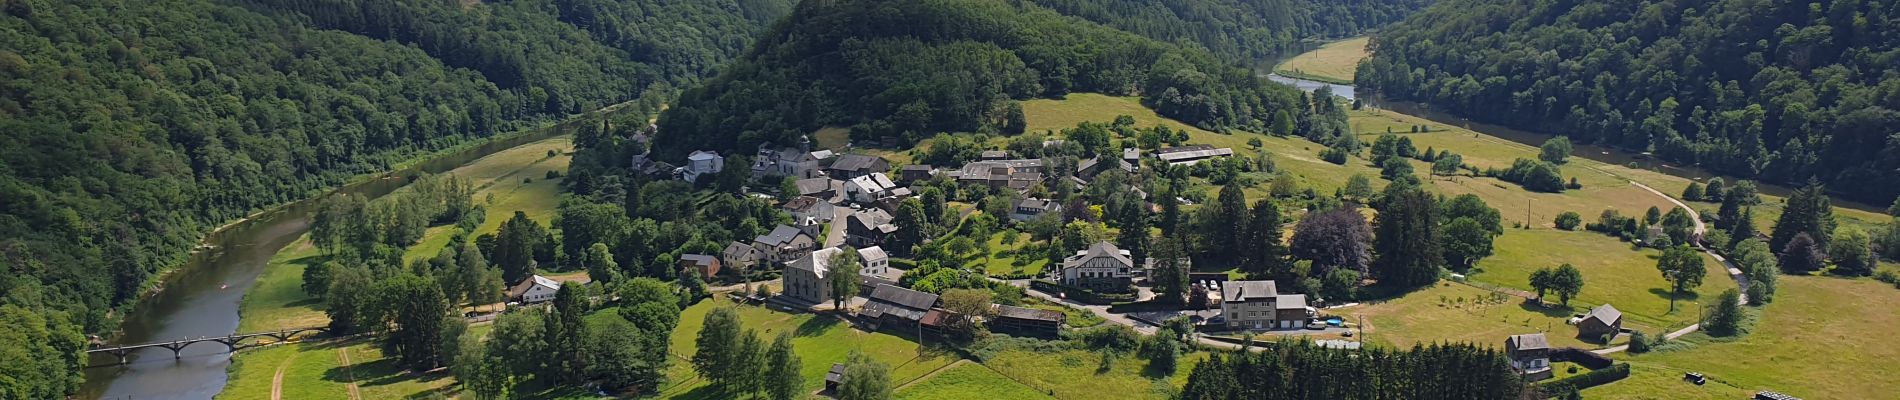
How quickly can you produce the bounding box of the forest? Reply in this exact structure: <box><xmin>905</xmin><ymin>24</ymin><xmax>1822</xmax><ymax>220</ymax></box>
<box><xmin>1032</xmin><ymin>0</ymin><xmax>1431</xmax><ymax>63</ymax></box>
<box><xmin>1357</xmin><ymin>0</ymin><xmax>1900</xmax><ymax>205</ymax></box>
<box><xmin>1178</xmin><ymin>341</ymin><xmax>1528</xmax><ymax>400</ymax></box>
<box><xmin>649</xmin><ymin>0</ymin><xmax>1341</xmax><ymax>158</ymax></box>
<box><xmin>0</xmin><ymin>0</ymin><xmax>791</xmax><ymax>396</ymax></box>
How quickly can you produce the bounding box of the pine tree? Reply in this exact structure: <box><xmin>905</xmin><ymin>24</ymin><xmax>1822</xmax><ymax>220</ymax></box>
<box><xmin>1716</xmin><ymin>193</ymin><xmax>1742</xmax><ymax>230</ymax></box>
<box><xmin>544</xmin><ymin>282</ymin><xmax>588</xmax><ymax>383</ymax></box>
<box><xmin>1215</xmin><ymin>184</ymin><xmax>1252</xmax><ymax>258</ymax></box>
<box><xmin>765</xmin><ymin>333</ymin><xmax>803</xmax><ymax>400</ymax></box>
<box><xmin>1769</xmin><ymin>181</ymin><xmax>1836</xmax><ymax>253</ymax></box>
<box><xmin>1243</xmin><ymin>199</ymin><xmax>1288</xmax><ymax>278</ymax></box>
<box><xmin>1372</xmin><ymin>184</ymin><xmax>1443</xmax><ymax>288</ymax></box>
<box><xmin>1728</xmin><ymin>208</ymin><xmax>1758</xmax><ymax>249</ymax></box>
<box><xmin>694</xmin><ymin>307</ymin><xmax>745</xmax><ymax>396</ymax></box>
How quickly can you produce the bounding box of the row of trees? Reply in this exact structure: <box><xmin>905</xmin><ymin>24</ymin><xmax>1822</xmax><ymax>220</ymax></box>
<box><xmin>1179</xmin><ymin>341</ymin><xmax>1527</xmax><ymax>399</ymax></box>
<box><xmin>1359</xmin><ymin>0</ymin><xmax>1900</xmax><ymax>206</ymax></box>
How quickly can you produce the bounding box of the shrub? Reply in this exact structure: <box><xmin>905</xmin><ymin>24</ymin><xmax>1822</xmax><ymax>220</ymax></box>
<box><xmin>1627</xmin><ymin>331</ymin><xmax>1651</xmax><ymax>353</ymax></box>
<box><xmin>1554</xmin><ymin>211</ymin><xmax>1582</xmax><ymax>230</ymax></box>
<box><xmin>545</xmin><ymin>170</ymin><xmax>562</xmax><ymax>179</ymax></box>
<box><xmin>1875</xmin><ymin>269</ymin><xmax>1899</xmax><ymax>285</ymax></box>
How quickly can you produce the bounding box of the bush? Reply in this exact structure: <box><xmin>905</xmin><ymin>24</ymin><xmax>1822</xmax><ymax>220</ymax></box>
<box><xmin>1626</xmin><ymin>331</ymin><xmax>1651</xmax><ymax>354</ymax></box>
<box><xmin>1537</xmin><ymin>363</ymin><xmax>1630</xmax><ymax>391</ymax></box>
<box><xmin>545</xmin><ymin>170</ymin><xmax>563</xmax><ymax>179</ymax></box>
<box><xmin>1320</xmin><ymin>147</ymin><xmax>1348</xmax><ymax>164</ymax></box>
<box><xmin>1554</xmin><ymin>211</ymin><xmax>1582</xmax><ymax>230</ymax></box>
<box><xmin>1876</xmin><ymin>269</ymin><xmax>1900</xmax><ymax>285</ymax></box>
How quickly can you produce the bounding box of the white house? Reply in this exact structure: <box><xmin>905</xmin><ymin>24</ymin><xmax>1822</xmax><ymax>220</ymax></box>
<box><xmin>1216</xmin><ymin>280</ymin><xmax>1308</xmax><ymax>330</ymax></box>
<box><xmin>1059</xmin><ymin>241</ymin><xmax>1135</xmax><ymax>292</ymax></box>
<box><xmin>508</xmin><ymin>275</ymin><xmax>562</xmax><ymax>303</ymax></box>
<box><xmin>754</xmin><ymin>144</ymin><xmax>831</xmax><ymax>179</ymax></box>
<box><xmin>681</xmin><ymin>150</ymin><xmax>724</xmax><ymax>183</ymax></box>
<box><xmin>845</xmin><ymin>173</ymin><xmax>909</xmax><ymax>203</ymax></box>
<box><xmin>858</xmin><ymin>246</ymin><xmax>891</xmax><ymax>277</ymax></box>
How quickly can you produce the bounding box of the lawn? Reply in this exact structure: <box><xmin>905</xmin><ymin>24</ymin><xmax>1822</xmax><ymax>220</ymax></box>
<box><xmin>1593</xmin><ymin>276</ymin><xmax>1900</xmax><ymax>399</ymax></box>
<box><xmin>219</xmin><ymin>331</ymin><xmax>483</xmax><ymax>400</ymax></box>
<box><xmin>1346</xmin><ymin>282</ymin><xmax>1597</xmax><ymax>350</ymax></box>
<box><xmin>978</xmin><ymin>231</ymin><xmax>1048</xmax><ymax>277</ymax></box>
<box><xmin>1469</xmin><ymin>229</ymin><xmax>1734</xmax><ymax>330</ymax></box>
<box><xmin>404</xmin><ymin>136</ymin><xmax>574</xmax><ymax>263</ymax></box>
<box><xmin>236</xmin><ymin>236</ymin><xmax>331</xmax><ymax>333</ymax></box>
<box><xmin>1580</xmin><ymin>361</ymin><xmax>1752</xmax><ymax>400</ymax></box>
<box><xmin>895</xmin><ymin>361</ymin><xmax>1053</xmax><ymax>400</ymax></box>
<box><xmin>1273</xmin><ymin>36</ymin><xmax>1370</xmax><ymax>84</ymax></box>
<box><xmin>982</xmin><ymin>348</ymin><xmax>1203</xmax><ymax>400</ymax></box>
<box><xmin>658</xmin><ymin>296</ymin><xmax>960</xmax><ymax>399</ymax></box>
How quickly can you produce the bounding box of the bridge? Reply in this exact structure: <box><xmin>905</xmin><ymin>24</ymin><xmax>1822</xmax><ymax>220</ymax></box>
<box><xmin>86</xmin><ymin>327</ymin><xmax>330</xmax><ymax>367</ymax></box>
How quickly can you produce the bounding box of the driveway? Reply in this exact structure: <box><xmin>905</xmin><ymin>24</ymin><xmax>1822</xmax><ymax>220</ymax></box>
<box><xmin>825</xmin><ymin>206</ymin><xmax>850</xmax><ymax>248</ymax></box>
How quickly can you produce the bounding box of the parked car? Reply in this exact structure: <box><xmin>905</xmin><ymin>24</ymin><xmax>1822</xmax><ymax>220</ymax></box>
<box><xmin>1683</xmin><ymin>372</ymin><xmax>1706</xmax><ymax>385</ymax></box>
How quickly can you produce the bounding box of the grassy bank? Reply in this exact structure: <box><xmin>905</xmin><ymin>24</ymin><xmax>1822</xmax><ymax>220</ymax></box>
<box><xmin>403</xmin><ymin>136</ymin><xmax>574</xmax><ymax>263</ymax></box>
<box><xmin>1273</xmin><ymin>36</ymin><xmax>1370</xmax><ymax>84</ymax></box>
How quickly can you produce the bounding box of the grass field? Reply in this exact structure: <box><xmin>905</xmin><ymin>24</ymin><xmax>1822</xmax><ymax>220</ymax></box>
<box><xmin>237</xmin><ymin>237</ymin><xmax>330</xmax><ymax>333</ymax></box>
<box><xmin>895</xmin><ymin>362</ymin><xmax>1053</xmax><ymax>400</ymax></box>
<box><xmin>983</xmin><ymin>348</ymin><xmax>1202</xmax><ymax>400</ymax></box>
<box><xmin>219</xmin><ymin>329</ymin><xmax>487</xmax><ymax>400</ymax></box>
<box><xmin>404</xmin><ymin>136</ymin><xmax>574</xmax><ymax>263</ymax></box>
<box><xmin>979</xmin><ymin>231</ymin><xmax>1048</xmax><ymax>277</ymax></box>
<box><xmin>1347</xmin><ymin>282</ymin><xmax>1604</xmax><ymax>350</ymax></box>
<box><xmin>1273</xmin><ymin>36</ymin><xmax>1370</xmax><ymax>84</ymax></box>
<box><xmin>1590</xmin><ymin>276</ymin><xmax>1900</xmax><ymax>399</ymax></box>
<box><xmin>1581</xmin><ymin>361</ymin><xmax>1752</xmax><ymax>400</ymax></box>
<box><xmin>1469</xmin><ymin>229</ymin><xmax>1734</xmax><ymax>330</ymax></box>
<box><xmin>658</xmin><ymin>296</ymin><xmax>960</xmax><ymax>399</ymax></box>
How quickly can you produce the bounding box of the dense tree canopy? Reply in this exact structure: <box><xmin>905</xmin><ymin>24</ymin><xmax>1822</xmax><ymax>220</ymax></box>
<box><xmin>652</xmin><ymin>0</ymin><xmax>1336</xmax><ymax>157</ymax></box>
<box><xmin>1360</xmin><ymin>0</ymin><xmax>1900</xmax><ymax>205</ymax></box>
<box><xmin>1031</xmin><ymin>0</ymin><xmax>1432</xmax><ymax>64</ymax></box>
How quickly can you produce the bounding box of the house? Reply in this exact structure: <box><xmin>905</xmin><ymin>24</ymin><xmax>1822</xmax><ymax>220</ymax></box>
<box><xmin>1059</xmin><ymin>241</ymin><xmax>1136</xmax><ymax>292</ymax></box>
<box><xmin>845</xmin><ymin>173</ymin><xmax>910</xmax><ymax>203</ymax></box>
<box><xmin>1578</xmin><ymin>304</ymin><xmax>1624</xmax><ymax>340</ymax></box>
<box><xmin>679</xmin><ymin>254</ymin><xmax>721</xmax><ymax>280</ymax></box>
<box><xmin>951</xmin><ymin>159</ymin><xmax>1043</xmax><ymax>190</ymax></box>
<box><xmin>1505</xmin><ymin>333</ymin><xmax>1554</xmax><ymax>381</ymax></box>
<box><xmin>859</xmin><ymin>283</ymin><xmax>941</xmax><ymax>331</ymax></box>
<box><xmin>721</xmin><ymin>241</ymin><xmax>761</xmax><ymax>271</ymax></box>
<box><xmin>507</xmin><ymin>275</ymin><xmax>562</xmax><ymax>303</ymax></box>
<box><xmin>1152</xmin><ymin>145</ymin><xmax>1234</xmax><ymax>166</ymax></box>
<box><xmin>827</xmin><ymin>154</ymin><xmax>890</xmax><ymax>179</ymax></box>
<box><xmin>825</xmin><ymin>363</ymin><xmax>847</xmax><ymax>392</ymax></box>
<box><xmin>1217</xmin><ymin>280</ymin><xmax>1309</xmax><ymax>330</ymax></box>
<box><xmin>783</xmin><ymin>247</ymin><xmax>844</xmax><ymax>304</ymax></box>
<box><xmin>754</xmin><ymin>225</ymin><xmax>818</xmax><ymax>264</ymax></box>
<box><xmin>899</xmin><ymin>164</ymin><xmax>935</xmax><ymax>183</ymax></box>
<box><xmin>681</xmin><ymin>150</ymin><xmax>724</xmax><ymax>183</ymax></box>
<box><xmin>1010</xmin><ymin>197</ymin><xmax>1060</xmax><ymax>222</ymax></box>
<box><xmin>753</xmin><ymin>144</ymin><xmax>830</xmax><ymax>179</ymax></box>
<box><xmin>845</xmin><ymin>208</ymin><xmax>898</xmax><ymax>248</ymax></box>
<box><xmin>979</xmin><ymin>150</ymin><xmax>1011</xmax><ymax>160</ymax></box>
<box><xmin>857</xmin><ymin>246</ymin><xmax>891</xmax><ymax>277</ymax></box>
<box><xmin>795</xmin><ymin>177</ymin><xmax>847</xmax><ymax>204</ymax></box>
<box><xmin>990</xmin><ymin>304</ymin><xmax>1065</xmax><ymax>338</ymax></box>
<box><xmin>782</xmin><ymin>196</ymin><xmax>834</xmax><ymax>222</ymax></box>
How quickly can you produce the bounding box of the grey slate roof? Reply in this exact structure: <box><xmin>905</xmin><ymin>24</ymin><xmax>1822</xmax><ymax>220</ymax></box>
<box><xmin>1274</xmin><ymin>294</ymin><xmax>1307</xmax><ymax>310</ymax></box>
<box><xmin>1508</xmin><ymin>333</ymin><xmax>1550</xmax><ymax>351</ymax></box>
<box><xmin>757</xmin><ymin>225</ymin><xmax>807</xmax><ymax>246</ymax></box>
<box><xmin>1584</xmin><ymin>304</ymin><xmax>1623</xmax><ymax>325</ymax></box>
<box><xmin>679</xmin><ymin>254</ymin><xmax>718</xmax><ymax>267</ymax></box>
<box><xmin>1221</xmin><ymin>280</ymin><xmax>1279</xmax><ymax>303</ymax></box>
<box><xmin>830</xmin><ymin>154</ymin><xmax>887</xmax><ymax>172</ymax></box>
<box><xmin>1063</xmin><ymin>241</ymin><xmax>1133</xmax><ymax>270</ymax></box>
<box><xmin>862</xmin><ymin>284</ymin><xmax>939</xmax><ymax>321</ymax></box>
<box><xmin>796</xmin><ymin>178</ymin><xmax>836</xmax><ymax>196</ymax></box>
<box><xmin>857</xmin><ymin>246</ymin><xmax>888</xmax><ymax>262</ymax></box>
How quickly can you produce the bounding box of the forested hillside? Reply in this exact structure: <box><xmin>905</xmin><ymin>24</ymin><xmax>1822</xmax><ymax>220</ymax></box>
<box><xmin>1032</xmin><ymin>0</ymin><xmax>1431</xmax><ymax>63</ymax></box>
<box><xmin>1358</xmin><ymin>0</ymin><xmax>1900</xmax><ymax>205</ymax></box>
<box><xmin>651</xmin><ymin>0</ymin><xmax>1339</xmax><ymax>157</ymax></box>
<box><xmin>0</xmin><ymin>0</ymin><xmax>787</xmax><ymax>388</ymax></box>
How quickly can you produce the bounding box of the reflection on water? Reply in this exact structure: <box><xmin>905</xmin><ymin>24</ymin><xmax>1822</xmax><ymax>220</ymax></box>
<box><xmin>1266</xmin><ymin>74</ymin><xmax>1355</xmax><ymax>101</ymax></box>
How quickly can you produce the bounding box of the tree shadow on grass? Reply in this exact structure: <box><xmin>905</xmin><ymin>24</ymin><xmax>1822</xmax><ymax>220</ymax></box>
<box><xmin>284</xmin><ymin>297</ymin><xmax>324</xmax><ymax>308</ymax></box>
<box><xmin>1517</xmin><ymin>301</ymin><xmax>1578</xmax><ymax>318</ymax></box>
<box><xmin>1648</xmin><ymin>287</ymin><xmax>1699</xmax><ymax>302</ymax></box>
<box><xmin>663</xmin><ymin>384</ymin><xmax>723</xmax><ymax>400</ymax></box>
<box><xmin>1140</xmin><ymin>359</ymin><xmax>1177</xmax><ymax>379</ymax></box>
<box><xmin>795</xmin><ymin>315</ymin><xmax>840</xmax><ymax>337</ymax></box>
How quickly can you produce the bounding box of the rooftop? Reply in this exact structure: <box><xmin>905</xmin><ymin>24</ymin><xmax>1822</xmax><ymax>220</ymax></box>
<box><xmin>1508</xmin><ymin>333</ymin><xmax>1550</xmax><ymax>351</ymax></box>
<box><xmin>830</xmin><ymin>154</ymin><xmax>887</xmax><ymax>172</ymax></box>
<box><xmin>756</xmin><ymin>225</ymin><xmax>809</xmax><ymax>246</ymax></box>
<box><xmin>679</xmin><ymin>254</ymin><xmax>718</xmax><ymax>267</ymax></box>
<box><xmin>1221</xmin><ymin>280</ymin><xmax>1279</xmax><ymax>303</ymax></box>
<box><xmin>1585</xmin><ymin>304</ymin><xmax>1623</xmax><ymax>325</ymax></box>
<box><xmin>993</xmin><ymin>304</ymin><xmax>1064</xmax><ymax>322</ymax></box>
<box><xmin>857</xmin><ymin>246</ymin><xmax>889</xmax><ymax>261</ymax></box>
<box><xmin>1063</xmin><ymin>241</ymin><xmax>1133</xmax><ymax>269</ymax></box>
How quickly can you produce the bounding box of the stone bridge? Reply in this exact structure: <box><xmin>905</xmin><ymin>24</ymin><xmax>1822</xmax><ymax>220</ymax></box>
<box><xmin>86</xmin><ymin>327</ymin><xmax>330</xmax><ymax>366</ymax></box>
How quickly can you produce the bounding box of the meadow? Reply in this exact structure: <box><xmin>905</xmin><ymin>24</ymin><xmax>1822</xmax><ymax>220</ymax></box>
<box><xmin>894</xmin><ymin>361</ymin><xmax>1053</xmax><ymax>400</ymax></box>
<box><xmin>657</xmin><ymin>296</ymin><xmax>961</xmax><ymax>399</ymax></box>
<box><xmin>1346</xmin><ymin>282</ymin><xmax>1597</xmax><ymax>350</ymax></box>
<box><xmin>1469</xmin><ymin>229</ymin><xmax>1734</xmax><ymax>330</ymax></box>
<box><xmin>236</xmin><ymin>237</ymin><xmax>331</xmax><ymax>333</ymax></box>
<box><xmin>404</xmin><ymin>136</ymin><xmax>575</xmax><ymax>263</ymax></box>
<box><xmin>1272</xmin><ymin>36</ymin><xmax>1370</xmax><ymax>84</ymax></box>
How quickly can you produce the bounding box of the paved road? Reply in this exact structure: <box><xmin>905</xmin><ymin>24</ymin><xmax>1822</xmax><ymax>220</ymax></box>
<box><xmin>825</xmin><ymin>207</ymin><xmax>850</xmax><ymax>248</ymax></box>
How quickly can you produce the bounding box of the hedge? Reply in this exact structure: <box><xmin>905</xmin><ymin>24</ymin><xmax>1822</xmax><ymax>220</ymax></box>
<box><xmin>1550</xmin><ymin>347</ymin><xmax>1614</xmax><ymax>370</ymax></box>
<box><xmin>1536</xmin><ymin>363</ymin><xmax>1630</xmax><ymax>393</ymax></box>
<box><xmin>1029</xmin><ymin>280</ymin><xmax>1135</xmax><ymax>304</ymax></box>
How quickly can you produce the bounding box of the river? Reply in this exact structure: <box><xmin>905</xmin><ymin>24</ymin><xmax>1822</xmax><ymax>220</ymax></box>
<box><xmin>76</xmin><ymin>111</ymin><xmax>609</xmax><ymax>399</ymax></box>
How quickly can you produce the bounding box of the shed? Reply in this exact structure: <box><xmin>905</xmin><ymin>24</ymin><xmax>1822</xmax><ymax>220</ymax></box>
<box><xmin>1578</xmin><ymin>304</ymin><xmax>1624</xmax><ymax>340</ymax></box>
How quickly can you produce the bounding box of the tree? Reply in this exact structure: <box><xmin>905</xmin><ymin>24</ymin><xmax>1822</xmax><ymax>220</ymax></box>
<box><xmin>1211</xmin><ymin>184</ymin><xmax>1252</xmax><ymax>257</ymax></box>
<box><xmin>1661</xmin><ymin>207</ymin><xmax>1694</xmax><ymax>244</ymax></box>
<box><xmin>488</xmin><ymin>311</ymin><xmax>547</xmax><ymax>381</ymax></box>
<box><xmin>583</xmin><ymin>243</ymin><xmax>620</xmax><ymax>284</ymax></box>
<box><xmin>544</xmin><ymin>282</ymin><xmax>589</xmax><ymax>383</ymax></box>
<box><xmin>1778</xmin><ymin>233</ymin><xmax>1825</xmax><ymax>274</ymax></box>
<box><xmin>939</xmin><ymin>288</ymin><xmax>994</xmax><ymax>336</ymax></box>
<box><xmin>829</xmin><ymin>247</ymin><xmax>863</xmax><ymax>309</ymax></box>
<box><xmin>892</xmin><ymin>199</ymin><xmax>929</xmax><ymax>253</ymax></box>
<box><xmin>1321</xmin><ymin>269</ymin><xmax>1361</xmax><ymax>302</ymax></box>
<box><xmin>382</xmin><ymin>274</ymin><xmax>452</xmax><ymax>371</ymax></box>
<box><xmin>1372</xmin><ymin>184</ymin><xmax>1443</xmax><ymax>288</ymax></box>
<box><xmin>584</xmin><ymin>316</ymin><xmax>656</xmax><ymax>392</ymax></box>
<box><xmin>303</xmin><ymin>261</ymin><xmax>337</xmax><ymax>297</ymax></box>
<box><xmin>1290</xmin><ymin>206</ymin><xmax>1373</xmax><ymax>274</ymax></box>
<box><xmin>1716</xmin><ymin>193</ymin><xmax>1742</xmax><ymax>229</ymax></box>
<box><xmin>1440</xmin><ymin>194</ymin><xmax>1503</xmax><ymax>234</ymax></box>
<box><xmin>1343</xmin><ymin>174</ymin><xmax>1374</xmax><ymax>200</ymax></box>
<box><xmin>0</xmin><ymin>305</ymin><xmax>86</xmax><ymax>399</ymax></box>
<box><xmin>1431</xmin><ymin>152</ymin><xmax>1463</xmax><ymax>175</ymax></box>
<box><xmin>1769</xmin><ymin>182</ymin><xmax>1836</xmax><ymax>253</ymax></box>
<box><xmin>1681</xmin><ymin>182</ymin><xmax>1704</xmax><ymax>201</ymax></box>
<box><xmin>1704</xmin><ymin>289</ymin><xmax>1746</xmax><ymax>337</ymax></box>
<box><xmin>1656</xmin><ymin>246</ymin><xmax>1706</xmax><ymax>312</ymax></box>
<box><xmin>1703</xmin><ymin>178</ymin><xmax>1726</xmax><ymax>202</ymax></box>
<box><xmin>454</xmin><ymin>330</ymin><xmax>515</xmax><ymax>400</ymax></box>
<box><xmin>1151</xmin><ymin>238</ymin><xmax>1190</xmax><ymax>304</ymax></box>
<box><xmin>1269</xmin><ymin>174</ymin><xmax>1300</xmax><ymax>198</ymax></box>
<box><xmin>1242</xmin><ymin>199</ymin><xmax>1288</xmax><ymax>278</ymax></box>
<box><xmin>1538</xmin><ymin>136</ymin><xmax>1572</xmax><ymax>164</ymax></box>
<box><xmin>1548</xmin><ymin>264</ymin><xmax>1584</xmax><ymax>307</ymax></box>
<box><xmin>765</xmin><ymin>333</ymin><xmax>803</xmax><ymax>400</ymax></box>
<box><xmin>495</xmin><ymin>211</ymin><xmax>548</xmax><ymax>283</ymax></box>
<box><xmin>1732</xmin><ymin>238</ymin><xmax>1779</xmax><ymax>304</ymax></box>
<box><xmin>1643</xmin><ymin>206</ymin><xmax>1662</xmax><ymax>227</ymax></box>
<box><xmin>1829</xmin><ymin>228</ymin><xmax>1877</xmax><ymax>276</ymax></box>
<box><xmin>1440</xmin><ymin>217</ymin><xmax>1495</xmax><ymax>270</ymax></box>
<box><xmin>837</xmin><ymin>350</ymin><xmax>892</xmax><ymax>400</ymax></box>
<box><xmin>693</xmin><ymin>307</ymin><xmax>746</xmax><ymax>396</ymax></box>
<box><xmin>1554</xmin><ymin>211</ymin><xmax>1582</xmax><ymax>230</ymax></box>
<box><xmin>1727</xmin><ymin>207</ymin><xmax>1758</xmax><ymax>249</ymax></box>
<box><xmin>1141</xmin><ymin>330</ymin><xmax>1181</xmax><ymax>374</ymax></box>
<box><xmin>1529</xmin><ymin>268</ymin><xmax>1554</xmax><ymax>300</ymax></box>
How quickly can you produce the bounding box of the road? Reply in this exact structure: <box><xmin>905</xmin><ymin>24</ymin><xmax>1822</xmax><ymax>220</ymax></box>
<box><xmin>1580</xmin><ymin>180</ymin><xmax>1751</xmax><ymax>355</ymax></box>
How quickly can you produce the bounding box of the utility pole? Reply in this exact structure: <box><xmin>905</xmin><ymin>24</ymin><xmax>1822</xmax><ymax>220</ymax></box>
<box><xmin>1526</xmin><ymin>198</ymin><xmax>1533</xmax><ymax>229</ymax></box>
